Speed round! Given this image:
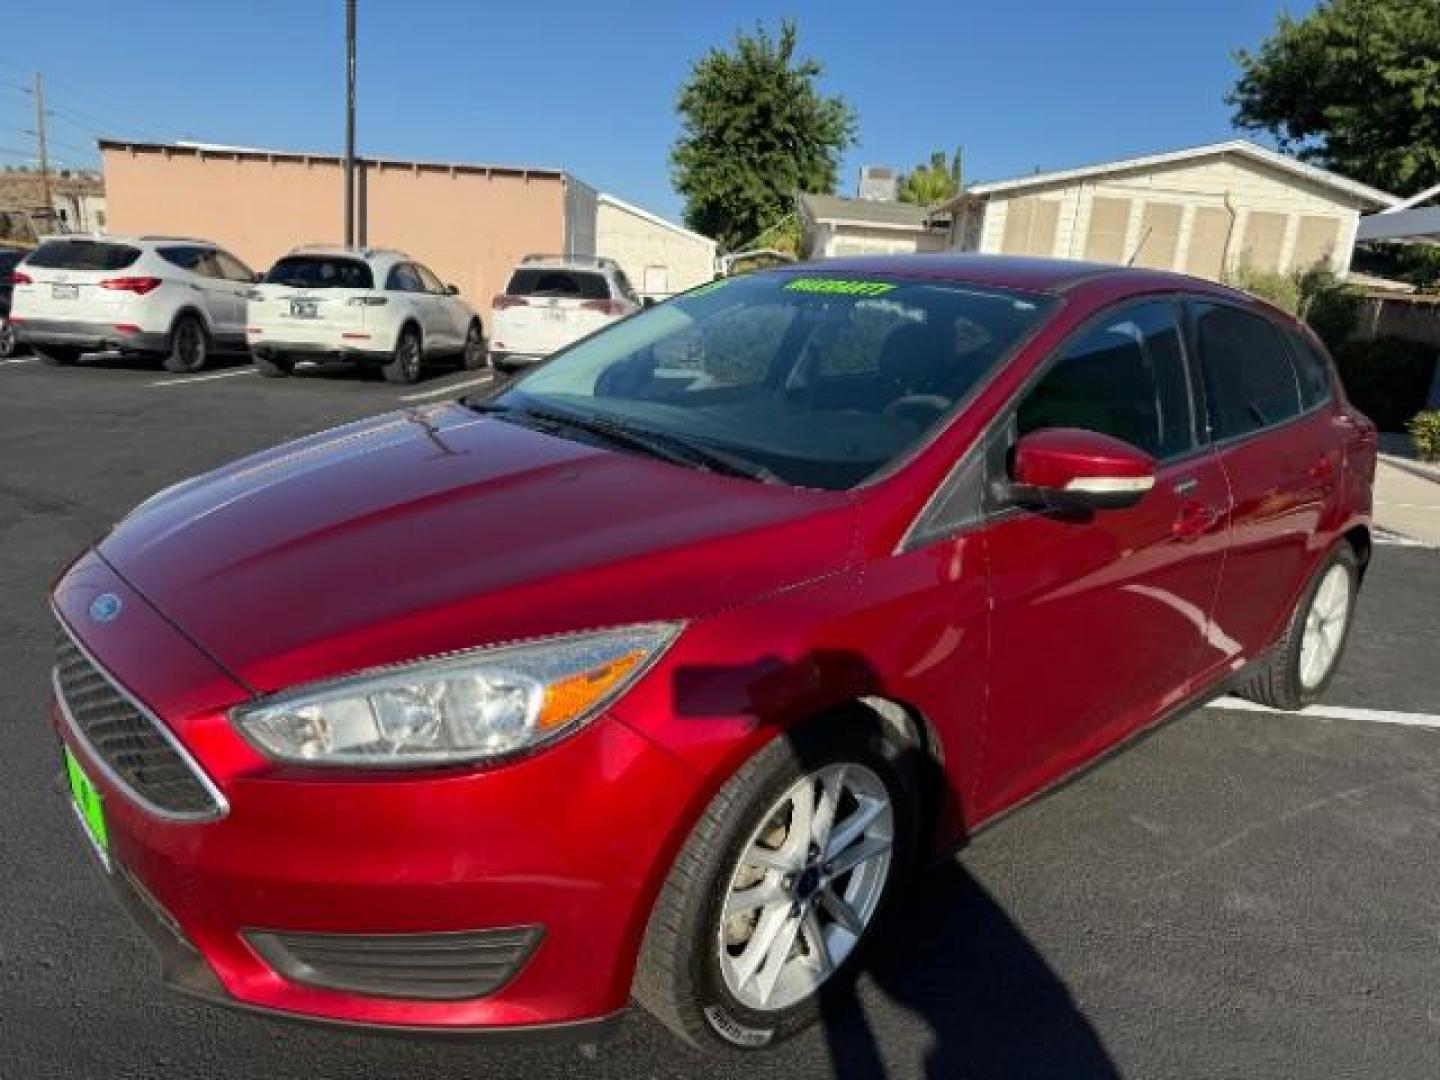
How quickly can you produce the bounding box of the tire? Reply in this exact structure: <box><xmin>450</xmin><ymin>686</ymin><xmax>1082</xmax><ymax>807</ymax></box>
<box><xmin>253</xmin><ymin>353</ymin><xmax>294</xmax><ymax>378</ymax></box>
<box><xmin>633</xmin><ymin>721</ymin><xmax>917</xmax><ymax>1052</ymax></box>
<box><xmin>162</xmin><ymin>314</ymin><xmax>209</xmax><ymax>374</ymax></box>
<box><xmin>34</xmin><ymin>345</ymin><xmax>81</xmax><ymax>366</ymax></box>
<box><xmin>382</xmin><ymin>326</ymin><xmax>423</xmax><ymax>384</ymax></box>
<box><xmin>1236</xmin><ymin>543</ymin><xmax>1360</xmax><ymax>710</ymax></box>
<box><xmin>0</xmin><ymin>320</ymin><xmax>15</xmax><ymax>359</ymax></box>
<box><xmin>461</xmin><ymin>321</ymin><xmax>488</xmax><ymax>371</ymax></box>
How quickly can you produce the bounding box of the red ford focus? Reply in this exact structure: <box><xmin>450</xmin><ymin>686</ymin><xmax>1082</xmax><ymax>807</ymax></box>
<box><xmin>50</xmin><ymin>255</ymin><xmax>1375</xmax><ymax>1051</ymax></box>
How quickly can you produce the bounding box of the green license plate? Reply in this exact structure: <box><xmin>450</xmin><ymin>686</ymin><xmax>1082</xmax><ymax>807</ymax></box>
<box><xmin>63</xmin><ymin>746</ymin><xmax>111</xmax><ymax>870</ymax></box>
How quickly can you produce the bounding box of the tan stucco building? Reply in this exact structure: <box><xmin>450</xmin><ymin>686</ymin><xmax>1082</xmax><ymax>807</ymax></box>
<box><xmin>942</xmin><ymin>140</ymin><xmax>1398</xmax><ymax>280</ymax></box>
<box><xmin>99</xmin><ymin>139</ymin><xmax>712</xmax><ymax>311</ymax></box>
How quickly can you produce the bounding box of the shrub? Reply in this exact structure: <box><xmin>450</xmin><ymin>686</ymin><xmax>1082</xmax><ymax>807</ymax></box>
<box><xmin>1409</xmin><ymin>410</ymin><xmax>1440</xmax><ymax>462</ymax></box>
<box><xmin>1333</xmin><ymin>336</ymin><xmax>1439</xmax><ymax>433</ymax></box>
<box><xmin>1294</xmin><ymin>268</ymin><xmax>1363</xmax><ymax>350</ymax></box>
<box><xmin>1225</xmin><ymin>264</ymin><xmax>1300</xmax><ymax>313</ymax></box>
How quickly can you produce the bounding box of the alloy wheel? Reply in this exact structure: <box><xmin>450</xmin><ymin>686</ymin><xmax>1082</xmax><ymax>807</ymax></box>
<box><xmin>717</xmin><ymin>762</ymin><xmax>894</xmax><ymax>1012</ymax></box>
<box><xmin>1299</xmin><ymin>563</ymin><xmax>1351</xmax><ymax>689</ymax></box>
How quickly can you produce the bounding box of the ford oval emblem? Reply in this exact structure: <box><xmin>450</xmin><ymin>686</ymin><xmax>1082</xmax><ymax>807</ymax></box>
<box><xmin>89</xmin><ymin>593</ymin><xmax>123</xmax><ymax>624</ymax></box>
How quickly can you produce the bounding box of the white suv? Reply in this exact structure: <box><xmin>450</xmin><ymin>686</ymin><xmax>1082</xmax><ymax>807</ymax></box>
<box><xmin>248</xmin><ymin>246</ymin><xmax>484</xmax><ymax>384</ymax></box>
<box><xmin>489</xmin><ymin>254</ymin><xmax>640</xmax><ymax>371</ymax></box>
<box><xmin>11</xmin><ymin>235</ymin><xmax>255</xmax><ymax>372</ymax></box>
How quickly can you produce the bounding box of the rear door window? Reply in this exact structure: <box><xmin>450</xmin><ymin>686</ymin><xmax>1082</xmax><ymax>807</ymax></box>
<box><xmin>26</xmin><ymin>240</ymin><xmax>141</xmax><ymax>272</ymax></box>
<box><xmin>214</xmin><ymin>250</ymin><xmax>255</xmax><ymax>283</ymax></box>
<box><xmin>506</xmin><ymin>268</ymin><xmax>610</xmax><ymax>300</ymax></box>
<box><xmin>1017</xmin><ymin>301</ymin><xmax>1195</xmax><ymax>459</ymax></box>
<box><xmin>1191</xmin><ymin>303</ymin><xmax>1302</xmax><ymax>439</ymax></box>
<box><xmin>158</xmin><ymin>245</ymin><xmax>205</xmax><ymax>272</ymax></box>
<box><xmin>265</xmin><ymin>256</ymin><xmax>373</xmax><ymax>290</ymax></box>
<box><xmin>1285</xmin><ymin>331</ymin><xmax>1333</xmax><ymax>410</ymax></box>
<box><xmin>413</xmin><ymin>263</ymin><xmax>446</xmax><ymax>294</ymax></box>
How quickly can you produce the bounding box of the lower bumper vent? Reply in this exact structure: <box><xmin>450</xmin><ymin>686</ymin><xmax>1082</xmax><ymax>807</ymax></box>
<box><xmin>244</xmin><ymin>926</ymin><xmax>543</xmax><ymax>1001</ymax></box>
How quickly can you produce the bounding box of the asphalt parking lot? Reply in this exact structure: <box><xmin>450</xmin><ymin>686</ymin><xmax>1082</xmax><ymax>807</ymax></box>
<box><xmin>2</xmin><ymin>353</ymin><xmax>1438</xmax><ymax>1079</ymax></box>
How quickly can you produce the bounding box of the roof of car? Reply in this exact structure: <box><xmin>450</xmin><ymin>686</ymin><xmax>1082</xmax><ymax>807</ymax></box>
<box><xmin>773</xmin><ymin>253</ymin><xmax>1247</xmax><ymax>300</ymax></box>
<box><xmin>283</xmin><ymin>245</ymin><xmax>409</xmax><ymax>262</ymax></box>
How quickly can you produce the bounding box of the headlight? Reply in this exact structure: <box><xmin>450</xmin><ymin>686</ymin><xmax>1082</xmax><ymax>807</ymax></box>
<box><xmin>232</xmin><ymin>624</ymin><xmax>680</xmax><ymax>766</ymax></box>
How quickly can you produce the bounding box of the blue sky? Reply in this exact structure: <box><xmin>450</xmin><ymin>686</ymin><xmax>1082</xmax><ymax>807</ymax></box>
<box><xmin>2</xmin><ymin>0</ymin><xmax>1312</xmax><ymax>225</ymax></box>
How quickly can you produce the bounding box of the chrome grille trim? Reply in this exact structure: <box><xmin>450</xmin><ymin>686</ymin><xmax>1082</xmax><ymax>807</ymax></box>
<box><xmin>52</xmin><ymin>609</ymin><xmax>229</xmax><ymax>822</ymax></box>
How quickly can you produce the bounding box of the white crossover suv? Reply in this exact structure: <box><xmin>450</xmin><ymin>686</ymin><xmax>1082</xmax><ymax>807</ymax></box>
<box><xmin>488</xmin><ymin>254</ymin><xmax>640</xmax><ymax>371</ymax></box>
<box><xmin>247</xmin><ymin>247</ymin><xmax>485</xmax><ymax>384</ymax></box>
<box><xmin>10</xmin><ymin>235</ymin><xmax>256</xmax><ymax>373</ymax></box>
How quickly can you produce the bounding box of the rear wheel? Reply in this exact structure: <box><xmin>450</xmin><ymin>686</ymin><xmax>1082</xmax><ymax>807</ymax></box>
<box><xmin>0</xmin><ymin>320</ymin><xmax>15</xmax><ymax>358</ymax></box>
<box><xmin>382</xmin><ymin>326</ymin><xmax>423</xmax><ymax>384</ymax></box>
<box><xmin>163</xmin><ymin>315</ymin><xmax>209</xmax><ymax>374</ymax></box>
<box><xmin>633</xmin><ymin>722</ymin><xmax>916</xmax><ymax>1051</ymax></box>
<box><xmin>34</xmin><ymin>345</ymin><xmax>81</xmax><ymax>366</ymax></box>
<box><xmin>1237</xmin><ymin>544</ymin><xmax>1359</xmax><ymax>710</ymax></box>
<box><xmin>253</xmin><ymin>353</ymin><xmax>294</xmax><ymax>378</ymax></box>
<box><xmin>462</xmin><ymin>321</ymin><xmax>488</xmax><ymax>370</ymax></box>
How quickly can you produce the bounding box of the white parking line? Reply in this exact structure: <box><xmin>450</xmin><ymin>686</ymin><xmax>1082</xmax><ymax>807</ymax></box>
<box><xmin>149</xmin><ymin>368</ymin><xmax>257</xmax><ymax>388</ymax></box>
<box><xmin>1211</xmin><ymin>695</ymin><xmax>1440</xmax><ymax>730</ymax></box>
<box><xmin>2</xmin><ymin>356</ymin><xmax>34</xmax><ymax>365</ymax></box>
<box><xmin>399</xmin><ymin>375</ymin><xmax>493</xmax><ymax>402</ymax></box>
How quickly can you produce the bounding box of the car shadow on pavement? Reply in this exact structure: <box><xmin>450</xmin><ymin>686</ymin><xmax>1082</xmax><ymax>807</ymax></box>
<box><xmin>818</xmin><ymin>857</ymin><xmax>1120</xmax><ymax>1080</ymax></box>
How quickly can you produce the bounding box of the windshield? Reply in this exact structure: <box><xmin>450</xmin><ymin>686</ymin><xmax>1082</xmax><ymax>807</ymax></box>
<box><xmin>265</xmin><ymin>256</ymin><xmax>373</xmax><ymax>289</ymax></box>
<box><xmin>489</xmin><ymin>272</ymin><xmax>1055</xmax><ymax>490</ymax></box>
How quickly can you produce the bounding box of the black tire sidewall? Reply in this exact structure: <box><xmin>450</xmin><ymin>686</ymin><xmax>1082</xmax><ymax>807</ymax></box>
<box><xmin>682</xmin><ymin>726</ymin><xmax>918</xmax><ymax>1050</ymax></box>
<box><xmin>165</xmin><ymin>316</ymin><xmax>208</xmax><ymax>373</ymax></box>
<box><xmin>462</xmin><ymin>322</ymin><xmax>488</xmax><ymax>370</ymax></box>
<box><xmin>384</xmin><ymin>328</ymin><xmax>422</xmax><ymax>384</ymax></box>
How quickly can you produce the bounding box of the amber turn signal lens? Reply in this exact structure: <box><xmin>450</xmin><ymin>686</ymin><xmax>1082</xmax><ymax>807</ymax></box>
<box><xmin>537</xmin><ymin>649</ymin><xmax>647</xmax><ymax>731</ymax></box>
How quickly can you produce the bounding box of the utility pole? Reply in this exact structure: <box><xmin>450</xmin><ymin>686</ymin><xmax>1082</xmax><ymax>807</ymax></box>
<box><xmin>343</xmin><ymin>0</ymin><xmax>356</xmax><ymax>247</ymax></box>
<box><xmin>34</xmin><ymin>72</ymin><xmax>51</xmax><ymax>220</ymax></box>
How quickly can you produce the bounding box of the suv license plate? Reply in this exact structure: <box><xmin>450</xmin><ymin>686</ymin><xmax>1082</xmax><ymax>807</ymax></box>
<box><xmin>63</xmin><ymin>745</ymin><xmax>111</xmax><ymax>871</ymax></box>
<box><xmin>52</xmin><ymin>284</ymin><xmax>78</xmax><ymax>300</ymax></box>
<box><xmin>289</xmin><ymin>299</ymin><xmax>319</xmax><ymax>319</ymax></box>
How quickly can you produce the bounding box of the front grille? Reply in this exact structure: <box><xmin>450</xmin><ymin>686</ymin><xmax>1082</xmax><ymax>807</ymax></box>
<box><xmin>244</xmin><ymin>927</ymin><xmax>544</xmax><ymax>1001</ymax></box>
<box><xmin>54</xmin><ymin>625</ymin><xmax>224</xmax><ymax>819</ymax></box>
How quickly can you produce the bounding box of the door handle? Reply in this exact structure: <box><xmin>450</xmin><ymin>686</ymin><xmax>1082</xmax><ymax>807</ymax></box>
<box><xmin>1173</xmin><ymin>477</ymin><xmax>1199</xmax><ymax>496</ymax></box>
<box><xmin>1172</xmin><ymin>500</ymin><xmax>1218</xmax><ymax>541</ymax></box>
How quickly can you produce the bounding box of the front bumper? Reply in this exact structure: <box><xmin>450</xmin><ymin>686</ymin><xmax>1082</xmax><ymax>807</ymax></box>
<box><xmin>14</xmin><ymin>317</ymin><xmax>168</xmax><ymax>353</ymax></box>
<box><xmin>51</xmin><ymin>553</ymin><xmax>702</xmax><ymax>1037</ymax></box>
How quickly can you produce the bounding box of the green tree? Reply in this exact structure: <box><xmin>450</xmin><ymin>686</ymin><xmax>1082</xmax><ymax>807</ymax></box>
<box><xmin>899</xmin><ymin>147</ymin><xmax>963</xmax><ymax>205</ymax></box>
<box><xmin>672</xmin><ymin>20</ymin><xmax>857</xmax><ymax>250</ymax></box>
<box><xmin>1229</xmin><ymin>0</ymin><xmax>1440</xmax><ymax>193</ymax></box>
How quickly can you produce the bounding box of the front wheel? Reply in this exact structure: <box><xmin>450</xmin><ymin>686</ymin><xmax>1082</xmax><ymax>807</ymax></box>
<box><xmin>163</xmin><ymin>315</ymin><xmax>209</xmax><ymax>374</ymax></box>
<box><xmin>633</xmin><ymin>722</ymin><xmax>916</xmax><ymax>1051</ymax></box>
<box><xmin>1237</xmin><ymin>544</ymin><xmax>1359</xmax><ymax>710</ymax></box>
<box><xmin>382</xmin><ymin>327</ymin><xmax>423</xmax><ymax>384</ymax></box>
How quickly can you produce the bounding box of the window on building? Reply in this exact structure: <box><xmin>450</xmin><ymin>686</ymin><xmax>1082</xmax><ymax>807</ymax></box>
<box><xmin>1083</xmin><ymin>196</ymin><xmax>1132</xmax><ymax>264</ymax></box>
<box><xmin>1292</xmin><ymin>215</ymin><xmax>1341</xmax><ymax>271</ymax></box>
<box><xmin>1186</xmin><ymin>206</ymin><xmax>1232</xmax><ymax>279</ymax></box>
<box><xmin>1001</xmin><ymin>197</ymin><xmax>1060</xmax><ymax>257</ymax></box>
<box><xmin>1133</xmin><ymin>202</ymin><xmax>1183</xmax><ymax>270</ymax></box>
<box><xmin>1240</xmin><ymin>211</ymin><xmax>1287</xmax><ymax>273</ymax></box>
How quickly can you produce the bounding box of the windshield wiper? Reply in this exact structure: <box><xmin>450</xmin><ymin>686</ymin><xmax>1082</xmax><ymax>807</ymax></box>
<box><xmin>471</xmin><ymin>402</ymin><xmax>777</xmax><ymax>484</ymax></box>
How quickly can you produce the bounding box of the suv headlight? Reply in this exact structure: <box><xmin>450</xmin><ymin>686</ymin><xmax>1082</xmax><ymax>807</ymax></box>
<box><xmin>232</xmin><ymin>624</ymin><xmax>681</xmax><ymax>766</ymax></box>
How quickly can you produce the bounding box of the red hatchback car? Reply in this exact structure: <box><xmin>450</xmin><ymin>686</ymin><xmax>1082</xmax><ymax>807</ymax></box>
<box><xmin>50</xmin><ymin>256</ymin><xmax>1375</xmax><ymax>1051</ymax></box>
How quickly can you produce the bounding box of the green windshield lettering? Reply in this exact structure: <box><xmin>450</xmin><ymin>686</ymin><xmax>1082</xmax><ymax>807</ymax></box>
<box><xmin>783</xmin><ymin>277</ymin><xmax>897</xmax><ymax>297</ymax></box>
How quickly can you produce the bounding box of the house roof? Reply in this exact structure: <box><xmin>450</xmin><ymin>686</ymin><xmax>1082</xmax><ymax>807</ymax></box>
<box><xmin>596</xmin><ymin>193</ymin><xmax>716</xmax><ymax>249</ymax></box>
<box><xmin>945</xmin><ymin>140</ymin><xmax>1399</xmax><ymax>211</ymax></box>
<box><xmin>97</xmin><ymin>138</ymin><xmax>568</xmax><ymax>181</ymax></box>
<box><xmin>797</xmin><ymin>192</ymin><xmax>944</xmax><ymax>232</ymax></box>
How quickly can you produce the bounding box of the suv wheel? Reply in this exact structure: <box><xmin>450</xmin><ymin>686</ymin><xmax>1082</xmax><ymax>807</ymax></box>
<box><xmin>35</xmin><ymin>345</ymin><xmax>81</xmax><ymax>366</ymax></box>
<box><xmin>254</xmin><ymin>353</ymin><xmax>295</xmax><ymax>378</ymax></box>
<box><xmin>383</xmin><ymin>326</ymin><xmax>423</xmax><ymax>384</ymax></box>
<box><xmin>163</xmin><ymin>315</ymin><xmax>209</xmax><ymax>374</ymax></box>
<box><xmin>462</xmin><ymin>321</ymin><xmax>488</xmax><ymax>370</ymax></box>
<box><xmin>1237</xmin><ymin>544</ymin><xmax>1360</xmax><ymax>710</ymax></box>
<box><xmin>0</xmin><ymin>320</ymin><xmax>15</xmax><ymax>358</ymax></box>
<box><xmin>633</xmin><ymin>722</ymin><xmax>916</xmax><ymax>1051</ymax></box>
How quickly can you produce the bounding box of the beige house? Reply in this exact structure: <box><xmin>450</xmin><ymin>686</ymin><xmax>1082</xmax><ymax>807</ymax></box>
<box><xmin>595</xmin><ymin>193</ymin><xmax>716</xmax><ymax>300</ymax></box>
<box><xmin>98</xmin><ymin>139</ymin><xmax>712</xmax><ymax>313</ymax></box>
<box><xmin>797</xmin><ymin>193</ymin><xmax>949</xmax><ymax>258</ymax></box>
<box><xmin>943</xmin><ymin>140</ymin><xmax>1398</xmax><ymax>279</ymax></box>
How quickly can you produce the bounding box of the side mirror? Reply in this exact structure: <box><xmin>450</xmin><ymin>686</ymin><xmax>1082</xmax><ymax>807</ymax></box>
<box><xmin>1007</xmin><ymin>428</ymin><xmax>1156</xmax><ymax>511</ymax></box>
<box><xmin>641</xmin><ymin>296</ymin><xmax>657</xmax><ymax>308</ymax></box>
<box><xmin>445</xmin><ymin>284</ymin><xmax>460</xmax><ymax>296</ymax></box>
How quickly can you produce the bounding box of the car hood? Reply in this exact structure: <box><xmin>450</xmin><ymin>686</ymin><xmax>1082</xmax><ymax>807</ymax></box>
<box><xmin>99</xmin><ymin>404</ymin><xmax>857</xmax><ymax>694</ymax></box>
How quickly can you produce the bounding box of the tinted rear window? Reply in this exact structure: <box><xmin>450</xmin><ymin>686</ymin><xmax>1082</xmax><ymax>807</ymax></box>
<box><xmin>1193</xmin><ymin>303</ymin><xmax>1302</xmax><ymax>439</ymax></box>
<box><xmin>26</xmin><ymin>240</ymin><xmax>141</xmax><ymax>271</ymax></box>
<box><xmin>506</xmin><ymin>268</ymin><xmax>610</xmax><ymax>300</ymax></box>
<box><xmin>265</xmin><ymin>256</ymin><xmax>373</xmax><ymax>290</ymax></box>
